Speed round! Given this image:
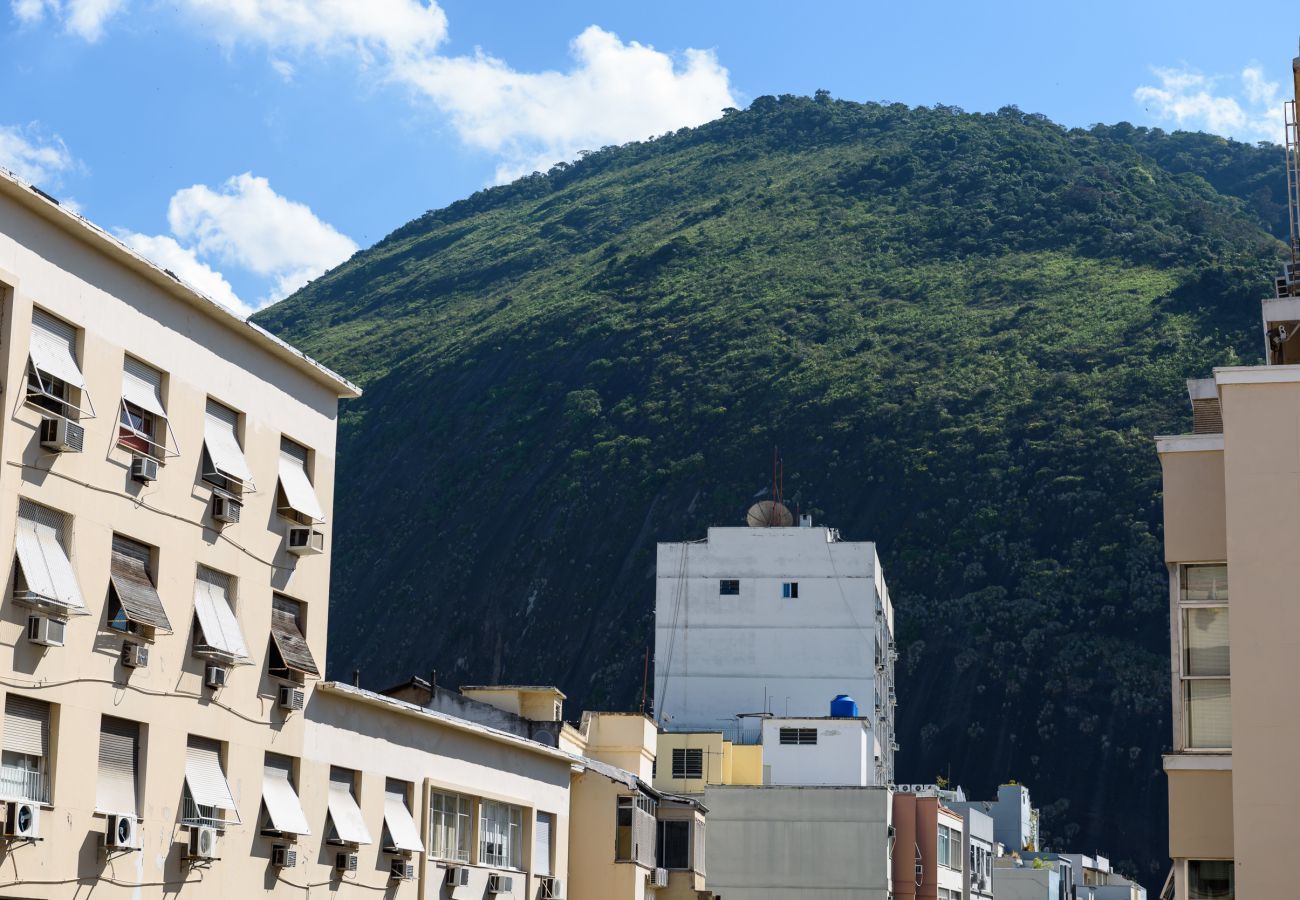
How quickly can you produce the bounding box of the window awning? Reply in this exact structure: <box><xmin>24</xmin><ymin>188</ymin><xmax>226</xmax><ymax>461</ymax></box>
<box><xmin>29</xmin><ymin>309</ymin><xmax>85</xmax><ymax>389</ymax></box>
<box><xmin>96</xmin><ymin>717</ymin><xmax>139</xmax><ymax>816</ymax></box>
<box><xmin>327</xmin><ymin>773</ymin><xmax>372</xmax><ymax>845</ymax></box>
<box><xmin>192</xmin><ymin>567</ymin><xmax>250</xmax><ymax>664</ymax></box>
<box><xmin>270</xmin><ymin>599</ymin><xmax>319</xmax><ymax>678</ymax></box>
<box><xmin>14</xmin><ymin>499</ymin><xmax>86</xmax><ymax>615</ymax></box>
<box><xmin>277</xmin><ymin>442</ymin><xmax>324</xmax><ymax>523</ymax></box>
<box><xmin>109</xmin><ymin>537</ymin><xmax>172</xmax><ymax>633</ymax></box>
<box><xmin>203</xmin><ymin>401</ymin><xmax>255</xmax><ymax>489</ymax></box>
<box><xmin>185</xmin><ymin>737</ymin><xmax>239</xmax><ymax>823</ymax></box>
<box><xmin>121</xmin><ymin>357</ymin><xmax>166</xmax><ymax>419</ymax></box>
<box><xmin>383</xmin><ymin>785</ymin><xmax>424</xmax><ymax>853</ymax></box>
<box><xmin>263</xmin><ymin>757</ymin><xmax>310</xmax><ymax>836</ymax></box>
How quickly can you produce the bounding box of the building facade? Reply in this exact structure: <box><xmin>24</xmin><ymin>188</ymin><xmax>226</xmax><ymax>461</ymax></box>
<box><xmin>891</xmin><ymin>790</ymin><xmax>967</xmax><ymax>900</ymax></box>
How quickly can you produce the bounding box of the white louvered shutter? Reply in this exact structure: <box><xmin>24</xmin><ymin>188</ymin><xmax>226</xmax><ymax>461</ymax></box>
<box><xmin>96</xmin><ymin>717</ymin><xmax>139</xmax><ymax>816</ymax></box>
<box><xmin>185</xmin><ymin>736</ymin><xmax>238</xmax><ymax>814</ymax></box>
<box><xmin>29</xmin><ymin>309</ymin><xmax>85</xmax><ymax>388</ymax></box>
<box><xmin>121</xmin><ymin>357</ymin><xmax>166</xmax><ymax>418</ymax></box>
<box><xmin>3</xmin><ymin>695</ymin><xmax>49</xmax><ymax>757</ymax></box>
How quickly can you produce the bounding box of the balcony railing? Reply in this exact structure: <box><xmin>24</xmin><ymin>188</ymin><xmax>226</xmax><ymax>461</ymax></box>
<box><xmin>0</xmin><ymin>765</ymin><xmax>49</xmax><ymax>805</ymax></box>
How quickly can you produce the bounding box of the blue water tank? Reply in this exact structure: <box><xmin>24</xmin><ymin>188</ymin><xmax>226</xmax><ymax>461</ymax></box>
<box><xmin>830</xmin><ymin>694</ymin><xmax>859</xmax><ymax>717</ymax></box>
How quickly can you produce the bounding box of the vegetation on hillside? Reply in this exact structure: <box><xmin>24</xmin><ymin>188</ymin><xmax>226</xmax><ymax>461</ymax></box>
<box><xmin>255</xmin><ymin>95</ymin><xmax>1282</xmax><ymax>885</ymax></box>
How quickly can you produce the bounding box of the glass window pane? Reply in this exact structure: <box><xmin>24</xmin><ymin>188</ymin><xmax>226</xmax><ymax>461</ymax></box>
<box><xmin>1185</xmin><ymin>608</ymin><xmax>1230</xmax><ymax>676</ymax></box>
<box><xmin>1188</xmin><ymin>859</ymin><xmax>1234</xmax><ymax>899</ymax></box>
<box><xmin>1186</xmin><ymin>680</ymin><xmax>1232</xmax><ymax>749</ymax></box>
<box><xmin>1182</xmin><ymin>565</ymin><xmax>1228</xmax><ymax>603</ymax></box>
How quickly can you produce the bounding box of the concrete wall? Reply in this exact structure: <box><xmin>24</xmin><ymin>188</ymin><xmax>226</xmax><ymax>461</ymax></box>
<box><xmin>994</xmin><ymin>866</ymin><xmax>1060</xmax><ymax>900</ymax></box>
<box><xmin>654</xmin><ymin>525</ymin><xmax>896</xmax><ymax>779</ymax></box>
<box><xmin>703</xmin><ymin>785</ymin><xmax>891</xmax><ymax>899</ymax></box>
<box><xmin>759</xmin><ymin>718</ymin><xmax>876</xmax><ymax>786</ymax></box>
<box><xmin>566</xmin><ymin>770</ymin><xmax>649</xmax><ymax>900</ymax></box>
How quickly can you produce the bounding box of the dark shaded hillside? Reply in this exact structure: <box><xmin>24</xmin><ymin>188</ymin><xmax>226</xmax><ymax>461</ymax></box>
<box><xmin>255</xmin><ymin>96</ymin><xmax>1280</xmax><ymax>885</ymax></box>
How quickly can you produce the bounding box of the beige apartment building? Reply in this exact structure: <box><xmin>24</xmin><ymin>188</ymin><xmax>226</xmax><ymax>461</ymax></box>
<box><xmin>0</xmin><ymin>168</ymin><xmax>587</xmax><ymax>899</ymax></box>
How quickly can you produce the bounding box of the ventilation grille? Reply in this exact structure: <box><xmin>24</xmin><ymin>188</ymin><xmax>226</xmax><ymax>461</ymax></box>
<box><xmin>1191</xmin><ymin>397</ymin><xmax>1223</xmax><ymax>434</ymax></box>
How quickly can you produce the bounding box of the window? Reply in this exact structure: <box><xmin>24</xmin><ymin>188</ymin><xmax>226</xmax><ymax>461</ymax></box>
<box><xmin>96</xmin><ymin>716</ymin><xmax>139</xmax><ymax>817</ymax></box>
<box><xmin>277</xmin><ymin>438</ymin><xmax>323</xmax><ymax>525</ymax></box>
<box><xmin>534</xmin><ymin>811</ymin><xmax>555</xmax><ymax>877</ymax></box>
<box><xmin>261</xmin><ymin>754</ymin><xmax>310</xmax><ymax>837</ymax></box>
<box><xmin>779</xmin><ymin>727</ymin><xmax>818</xmax><ymax>745</ymax></box>
<box><xmin>657</xmin><ymin>819</ymin><xmax>691</xmax><ymax>870</ymax></box>
<box><xmin>202</xmin><ymin>399</ymin><xmax>254</xmax><ymax>493</ymax></box>
<box><xmin>182</xmin><ymin>735</ymin><xmax>239</xmax><ymax>827</ymax></box>
<box><xmin>1180</xmin><ymin>564</ymin><xmax>1230</xmax><ymax>749</ymax></box>
<box><xmin>326</xmin><ymin>767</ymin><xmax>372</xmax><ymax>845</ymax></box>
<box><xmin>937</xmin><ymin>823</ymin><xmax>961</xmax><ymax>869</ymax></box>
<box><xmin>13</xmin><ymin>498</ymin><xmax>86</xmax><ymax>616</ymax></box>
<box><xmin>268</xmin><ymin>595</ymin><xmax>319</xmax><ymax>682</ymax></box>
<box><xmin>479</xmin><ymin>800</ymin><xmax>523</xmax><ymax>869</ymax></box>
<box><xmin>782</xmin><ymin>581</ymin><xmax>799</xmax><ymax>599</ymax></box>
<box><xmin>107</xmin><ymin>535</ymin><xmax>172</xmax><ymax>637</ymax></box>
<box><xmin>119</xmin><ymin>357</ymin><xmax>170</xmax><ymax>459</ymax></box>
<box><xmin>671</xmin><ymin>747</ymin><xmax>703</xmax><ymax>779</ymax></box>
<box><xmin>192</xmin><ymin>567</ymin><xmax>250</xmax><ymax>664</ymax></box>
<box><xmin>429</xmin><ymin>791</ymin><xmax>471</xmax><ymax>862</ymax></box>
<box><xmin>1188</xmin><ymin>860</ymin><xmax>1233</xmax><ymax>899</ymax></box>
<box><xmin>718</xmin><ymin>579</ymin><xmax>739</xmax><ymax>595</ymax></box>
<box><xmin>382</xmin><ymin>778</ymin><xmax>424</xmax><ymax>854</ymax></box>
<box><xmin>0</xmin><ymin>695</ymin><xmax>50</xmax><ymax>804</ymax></box>
<box><xmin>27</xmin><ymin>308</ymin><xmax>88</xmax><ymax>420</ymax></box>
<box><xmin>615</xmin><ymin>794</ymin><xmax>656</xmax><ymax>865</ymax></box>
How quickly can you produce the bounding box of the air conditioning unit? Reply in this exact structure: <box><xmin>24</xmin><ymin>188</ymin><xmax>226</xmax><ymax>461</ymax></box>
<box><xmin>390</xmin><ymin>859</ymin><xmax>415</xmax><ymax>881</ymax></box>
<box><xmin>188</xmin><ymin>825</ymin><xmax>218</xmax><ymax>860</ymax></box>
<box><xmin>130</xmin><ymin>455</ymin><xmax>158</xmax><ymax>483</ymax></box>
<box><xmin>105</xmin><ymin>813</ymin><xmax>139</xmax><ymax>850</ymax></box>
<box><xmin>335</xmin><ymin>851</ymin><xmax>359</xmax><ymax>872</ymax></box>
<box><xmin>4</xmin><ymin>801</ymin><xmax>39</xmax><ymax>840</ymax></box>
<box><xmin>211</xmin><ymin>494</ymin><xmax>241</xmax><ymax>525</ymax></box>
<box><xmin>26</xmin><ymin>614</ymin><xmax>65</xmax><ymax>647</ymax></box>
<box><xmin>540</xmin><ymin>876</ymin><xmax>565</xmax><ymax>899</ymax></box>
<box><xmin>488</xmin><ymin>873</ymin><xmax>515</xmax><ymax>893</ymax></box>
<box><xmin>39</xmin><ymin>417</ymin><xmax>84</xmax><ymax>453</ymax></box>
<box><xmin>875</xmin><ymin>662</ymin><xmax>886</xmax><ymax>673</ymax></box>
<box><xmin>121</xmin><ymin>642</ymin><xmax>149</xmax><ymax>669</ymax></box>
<box><xmin>647</xmin><ymin>867</ymin><xmax>669</xmax><ymax>888</ymax></box>
<box><xmin>286</xmin><ymin>526</ymin><xmax>324</xmax><ymax>556</ymax></box>
<box><xmin>278</xmin><ymin>685</ymin><xmax>305</xmax><ymax>711</ymax></box>
<box><xmin>271</xmin><ymin>844</ymin><xmax>298</xmax><ymax>868</ymax></box>
<box><xmin>204</xmin><ymin>664</ymin><xmax>228</xmax><ymax>689</ymax></box>
<box><xmin>446</xmin><ymin>866</ymin><xmax>471</xmax><ymax>886</ymax></box>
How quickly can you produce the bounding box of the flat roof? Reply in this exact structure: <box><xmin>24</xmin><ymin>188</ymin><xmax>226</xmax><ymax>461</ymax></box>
<box><xmin>0</xmin><ymin>167</ymin><xmax>360</xmax><ymax>399</ymax></box>
<box><xmin>1154</xmin><ymin>433</ymin><xmax>1224</xmax><ymax>454</ymax></box>
<box><xmin>461</xmin><ymin>685</ymin><xmax>568</xmax><ymax>699</ymax></box>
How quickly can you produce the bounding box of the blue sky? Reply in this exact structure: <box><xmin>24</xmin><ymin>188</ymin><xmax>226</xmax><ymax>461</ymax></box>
<box><xmin>2</xmin><ymin>0</ymin><xmax>1296</xmax><ymax>315</ymax></box>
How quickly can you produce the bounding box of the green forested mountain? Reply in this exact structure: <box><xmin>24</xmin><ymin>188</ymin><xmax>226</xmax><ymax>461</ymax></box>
<box><xmin>254</xmin><ymin>95</ymin><xmax>1283</xmax><ymax>884</ymax></box>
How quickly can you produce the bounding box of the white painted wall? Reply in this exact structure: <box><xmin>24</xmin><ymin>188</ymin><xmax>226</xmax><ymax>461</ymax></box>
<box><xmin>654</xmin><ymin>525</ymin><xmax>896</xmax><ymax>780</ymax></box>
<box><xmin>759</xmin><ymin>718</ymin><xmax>881</xmax><ymax>786</ymax></box>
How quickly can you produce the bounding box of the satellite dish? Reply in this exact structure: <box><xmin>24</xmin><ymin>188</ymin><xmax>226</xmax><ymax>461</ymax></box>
<box><xmin>746</xmin><ymin>500</ymin><xmax>794</xmax><ymax>528</ymax></box>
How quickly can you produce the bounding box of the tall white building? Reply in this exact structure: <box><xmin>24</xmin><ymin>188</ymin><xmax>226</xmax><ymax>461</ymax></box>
<box><xmin>653</xmin><ymin>519</ymin><xmax>897</xmax><ymax>783</ymax></box>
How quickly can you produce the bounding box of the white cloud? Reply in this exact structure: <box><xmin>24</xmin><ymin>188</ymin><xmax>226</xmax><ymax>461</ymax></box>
<box><xmin>11</xmin><ymin>0</ymin><xmax>125</xmax><ymax>40</ymax></box>
<box><xmin>121</xmin><ymin>174</ymin><xmax>356</xmax><ymax>318</ymax></box>
<box><xmin>0</xmin><ymin>123</ymin><xmax>76</xmax><ymax>187</ymax></box>
<box><xmin>398</xmin><ymin>26</ymin><xmax>736</xmax><ymax>181</ymax></box>
<box><xmin>1134</xmin><ymin>64</ymin><xmax>1284</xmax><ymax>143</ymax></box>
<box><xmin>117</xmin><ymin>231</ymin><xmax>252</xmax><ymax>317</ymax></box>
<box><xmin>166</xmin><ymin>173</ymin><xmax>358</xmax><ymax>301</ymax></box>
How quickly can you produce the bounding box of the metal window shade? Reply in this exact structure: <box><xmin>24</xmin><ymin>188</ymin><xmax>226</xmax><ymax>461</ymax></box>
<box><xmin>263</xmin><ymin>756</ymin><xmax>310</xmax><ymax>836</ymax></box>
<box><xmin>327</xmin><ymin>771</ymin><xmax>372</xmax><ymax>845</ymax></box>
<box><xmin>29</xmin><ymin>308</ymin><xmax>85</xmax><ymax>388</ymax></box>
<box><xmin>203</xmin><ymin>401</ymin><xmax>254</xmax><ymax>487</ymax></box>
<box><xmin>534</xmin><ymin>812</ymin><xmax>553</xmax><ymax>876</ymax></box>
<box><xmin>14</xmin><ymin>499</ymin><xmax>86</xmax><ymax>613</ymax></box>
<box><xmin>185</xmin><ymin>736</ymin><xmax>238</xmax><ymax>816</ymax></box>
<box><xmin>277</xmin><ymin>442</ymin><xmax>324</xmax><ymax>523</ymax></box>
<box><xmin>109</xmin><ymin>537</ymin><xmax>172</xmax><ymax>632</ymax></box>
<box><xmin>1191</xmin><ymin>397</ymin><xmax>1223</xmax><ymax>434</ymax></box>
<box><xmin>121</xmin><ymin>358</ymin><xmax>166</xmax><ymax>418</ymax></box>
<box><xmin>193</xmin><ymin>567</ymin><xmax>250</xmax><ymax>663</ymax></box>
<box><xmin>269</xmin><ymin>598</ymin><xmax>319</xmax><ymax>677</ymax></box>
<box><xmin>3</xmin><ymin>695</ymin><xmax>49</xmax><ymax>757</ymax></box>
<box><xmin>96</xmin><ymin>717</ymin><xmax>138</xmax><ymax>816</ymax></box>
<box><xmin>383</xmin><ymin>783</ymin><xmax>424</xmax><ymax>853</ymax></box>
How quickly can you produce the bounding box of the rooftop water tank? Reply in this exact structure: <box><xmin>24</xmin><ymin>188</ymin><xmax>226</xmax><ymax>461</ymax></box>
<box><xmin>830</xmin><ymin>694</ymin><xmax>858</xmax><ymax>718</ymax></box>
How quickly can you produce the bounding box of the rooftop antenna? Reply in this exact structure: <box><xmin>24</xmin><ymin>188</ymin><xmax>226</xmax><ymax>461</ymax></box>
<box><xmin>745</xmin><ymin>445</ymin><xmax>794</xmax><ymax>526</ymax></box>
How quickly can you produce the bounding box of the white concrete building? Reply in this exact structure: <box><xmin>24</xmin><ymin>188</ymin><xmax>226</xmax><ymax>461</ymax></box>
<box><xmin>653</xmin><ymin>521</ymin><xmax>896</xmax><ymax>782</ymax></box>
<box><xmin>758</xmin><ymin>716</ymin><xmax>882</xmax><ymax>786</ymax></box>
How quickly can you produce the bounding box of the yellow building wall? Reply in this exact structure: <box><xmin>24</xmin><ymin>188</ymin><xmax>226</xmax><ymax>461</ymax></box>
<box><xmin>729</xmin><ymin>745</ymin><xmax>764</xmax><ymax>785</ymax></box>
<box><xmin>567</xmin><ymin>770</ymin><xmax>648</xmax><ymax>900</ymax></box>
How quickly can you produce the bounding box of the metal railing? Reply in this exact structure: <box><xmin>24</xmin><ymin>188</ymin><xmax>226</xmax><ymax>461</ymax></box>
<box><xmin>0</xmin><ymin>765</ymin><xmax>49</xmax><ymax>805</ymax></box>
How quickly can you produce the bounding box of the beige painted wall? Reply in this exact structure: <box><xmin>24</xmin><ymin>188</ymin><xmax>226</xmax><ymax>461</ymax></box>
<box><xmin>1158</xmin><ymin>448</ymin><xmax>1226</xmax><ymax>564</ymax></box>
<box><xmin>1167</xmin><ymin>769</ymin><xmax>1232</xmax><ymax>860</ymax></box>
<box><xmin>567</xmin><ymin>770</ymin><xmax>649</xmax><ymax>900</ymax></box>
<box><xmin>580</xmin><ymin>713</ymin><xmax>656</xmax><ymax>781</ymax></box>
